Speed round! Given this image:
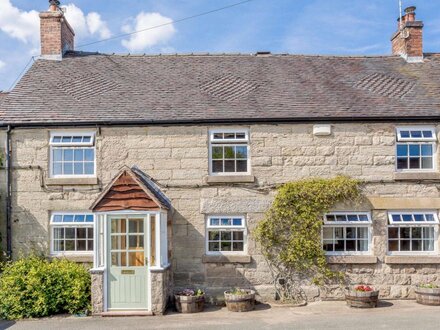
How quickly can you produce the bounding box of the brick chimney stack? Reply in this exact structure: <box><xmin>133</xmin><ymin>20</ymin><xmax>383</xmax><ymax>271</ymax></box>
<box><xmin>391</xmin><ymin>6</ymin><xmax>424</xmax><ymax>63</ymax></box>
<box><xmin>39</xmin><ymin>0</ymin><xmax>75</xmax><ymax>60</ymax></box>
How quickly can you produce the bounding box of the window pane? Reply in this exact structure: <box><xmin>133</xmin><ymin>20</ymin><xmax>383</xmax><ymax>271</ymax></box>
<box><xmin>424</xmin><ymin>239</ymin><xmax>434</xmax><ymax>251</ymax></box>
<box><xmin>86</xmin><ymin>215</ymin><xmax>94</xmax><ymax>223</ymax></box>
<box><xmin>111</xmin><ymin>252</ymin><xmax>127</xmax><ymax>266</ymax></box>
<box><xmin>358</xmin><ymin>227</ymin><xmax>368</xmax><ymax>239</ymax></box>
<box><xmin>235</xmin><ymin>146</ymin><xmax>248</xmax><ymax>159</ymax></box>
<box><xmin>323</xmin><ymin>241</ymin><xmax>334</xmax><ymax>252</ymax></box>
<box><xmin>221</xmin><ymin>218</ymin><xmax>230</xmax><ymax>226</ymax></box>
<box><xmin>74</xmin><ymin>149</ymin><xmax>84</xmax><ymax>161</ymax></box>
<box><xmin>334</xmin><ymin>239</ymin><xmax>344</xmax><ymax>251</ymax></box>
<box><xmin>232</xmin><ymin>242</ymin><xmax>244</xmax><ymax>251</ymax></box>
<box><xmin>422</xmin><ymin>157</ymin><xmax>433</xmax><ymax>169</ymax></box>
<box><xmin>53</xmin><ymin>163</ymin><xmax>63</xmax><ymax>175</ymax></box>
<box><xmin>77</xmin><ymin>227</ymin><xmax>87</xmax><ymax>239</ymax></box>
<box><xmin>409</xmin><ymin>144</ymin><xmax>420</xmax><ymax>156</ymax></box>
<box><xmin>400</xmin><ymin>227</ymin><xmax>411</xmax><ymax>238</ymax></box>
<box><xmin>65</xmin><ymin>240</ymin><xmax>75</xmax><ymax>251</ymax></box>
<box><xmin>87</xmin><ymin>227</ymin><xmax>93</xmax><ymax>238</ymax></box>
<box><xmin>412</xmin><ymin>240</ymin><xmax>422</xmax><ymax>251</ymax></box>
<box><xmin>212</xmin><ymin>147</ymin><xmax>223</xmax><ymax>159</ymax></box>
<box><xmin>323</xmin><ymin>227</ymin><xmax>333</xmax><ymax>240</ymax></box>
<box><xmin>64</xmin><ymin>162</ymin><xmax>73</xmax><ymax>175</ymax></box>
<box><xmin>358</xmin><ymin>240</ymin><xmax>369</xmax><ymax>252</ymax></box>
<box><xmin>212</xmin><ymin>160</ymin><xmax>223</xmax><ymax>173</ymax></box>
<box><xmin>52</xmin><ymin>136</ymin><xmax>62</xmax><ymax>143</ymax></box>
<box><xmin>412</xmin><ymin>227</ymin><xmax>422</xmax><ymax>239</ymax></box>
<box><xmin>54</xmin><ymin>240</ymin><xmax>64</xmax><ymax>252</ymax></box>
<box><xmin>210</xmin><ymin>218</ymin><xmax>220</xmax><ymax>226</ymax></box>
<box><xmin>233</xmin><ymin>231</ymin><xmax>244</xmax><ymax>241</ymax></box>
<box><xmin>129</xmin><ymin>235</ymin><xmax>144</xmax><ymax>249</ymax></box>
<box><xmin>346</xmin><ymin>227</ymin><xmax>356</xmax><ymax>239</ymax></box>
<box><xmin>84</xmin><ymin>162</ymin><xmax>94</xmax><ymax>175</ymax></box>
<box><xmin>388</xmin><ymin>227</ymin><xmax>399</xmax><ymax>239</ymax></box>
<box><xmin>397</xmin><ymin>158</ymin><xmax>408</xmax><ymax>169</ymax></box>
<box><xmin>221</xmin><ymin>232</ymin><xmax>232</xmax><ymax>240</ymax></box>
<box><xmin>401</xmin><ymin>240</ymin><xmax>411</xmax><ymax>251</ymax></box>
<box><xmin>72</xmin><ymin>136</ymin><xmax>82</xmax><ymax>143</ymax></box>
<box><xmin>53</xmin><ymin>215</ymin><xmax>63</xmax><ymax>223</ymax></box>
<box><xmin>423</xmin><ymin>227</ymin><xmax>435</xmax><ymax>239</ymax></box>
<box><xmin>53</xmin><ymin>149</ymin><xmax>63</xmax><ymax>161</ymax></box>
<box><xmin>232</xmin><ymin>218</ymin><xmax>242</xmax><ymax>226</ymax></box>
<box><xmin>326</xmin><ymin>215</ymin><xmax>336</xmax><ymax>222</ymax></box>
<box><xmin>400</xmin><ymin>131</ymin><xmax>410</xmax><ymax>138</ymax></box>
<box><xmin>409</xmin><ymin>157</ymin><xmax>420</xmax><ymax>169</ymax></box>
<box><xmin>397</xmin><ymin>144</ymin><xmax>408</xmax><ymax>156</ymax></box>
<box><xmin>82</xmin><ymin>136</ymin><xmax>92</xmax><ymax>143</ymax></box>
<box><xmin>209</xmin><ymin>231</ymin><xmax>220</xmax><ymax>240</ymax></box>
<box><xmin>359</xmin><ymin>214</ymin><xmax>369</xmax><ymax>222</ymax></box>
<box><xmin>224</xmin><ymin>133</ymin><xmax>235</xmax><ymax>139</ymax></box>
<box><xmin>335</xmin><ymin>215</ymin><xmax>346</xmax><ymax>222</ymax></box>
<box><xmin>224</xmin><ymin>160</ymin><xmax>235</xmax><ymax>172</ymax></box>
<box><xmin>236</xmin><ymin>160</ymin><xmax>247</xmax><ymax>172</ymax></box>
<box><xmin>111</xmin><ymin>236</ymin><xmax>126</xmax><ymax>250</ymax></box>
<box><xmin>347</xmin><ymin>214</ymin><xmax>358</xmax><ymax>221</ymax></box>
<box><xmin>87</xmin><ymin>239</ymin><xmax>93</xmax><ymax>251</ymax></box>
<box><xmin>224</xmin><ymin>146</ymin><xmax>235</xmax><ymax>159</ymax></box>
<box><xmin>392</xmin><ymin>214</ymin><xmax>401</xmax><ymax>222</ymax></box>
<box><xmin>64</xmin><ymin>215</ymin><xmax>74</xmax><ymax>223</ymax></box>
<box><xmin>236</xmin><ymin>133</ymin><xmax>246</xmax><ymax>139</ymax></box>
<box><xmin>128</xmin><ymin>252</ymin><xmax>144</xmax><ymax>266</ymax></box>
<box><xmin>77</xmin><ymin>240</ymin><xmax>87</xmax><ymax>251</ymax></box>
<box><xmin>74</xmin><ymin>162</ymin><xmax>84</xmax><ymax>175</ymax></box>
<box><xmin>74</xmin><ymin>215</ymin><xmax>85</xmax><ymax>222</ymax></box>
<box><xmin>421</xmin><ymin>144</ymin><xmax>433</xmax><ymax>156</ymax></box>
<box><xmin>334</xmin><ymin>228</ymin><xmax>344</xmax><ymax>239</ymax></box>
<box><xmin>402</xmin><ymin>215</ymin><xmax>412</xmax><ymax>222</ymax></box>
<box><xmin>221</xmin><ymin>241</ymin><xmax>232</xmax><ymax>251</ymax></box>
<box><xmin>414</xmin><ymin>214</ymin><xmax>424</xmax><ymax>222</ymax></box>
<box><xmin>346</xmin><ymin>240</ymin><xmax>356</xmax><ymax>251</ymax></box>
<box><xmin>111</xmin><ymin>219</ymin><xmax>126</xmax><ymax>234</ymax></box>
<box><xmin>53</xmin><ymin>227</ymin><xmax>64</xmax><ymax>239</ymax></box>
<box><xmin>388</xmin><ymin>240</ymin><xmax>399</xmax><ymax>251</ymax></box>
<box><xmin>65</xmin><ymin>227</ymin><xmax>75</xmax><ymax>239</ymax></box>
<box><xmin>84</xmin><ymin>149</ymin><xmax>94</xmax><ymax>161</ymax></box>
<box><xmin>213</xmin><ymin>133</ymin><xmax>223</xmax><ymax>140</ymax></box>
<box><xmin>62</xmin><ymin>136</ymin><xmax>72</xmax><ymax>143</ymax></box>
<box><xmin>64</xmin><ymin>149</ymin><xmax>74</xmax><ymax>161</ymax></box>
<box><xmin>423</xmin><ymin>131</ymin><xmax>433</xmax><ymax>138</ymax></box>
<box><xmin>129</xmin><ymin>219</ymin><xmax>144</xmax><ymax>233</ymax></box>
<box><xmin>209</xmin><ymin>242</ymin><xmax>220</xmax><ymax>251</ymax></box>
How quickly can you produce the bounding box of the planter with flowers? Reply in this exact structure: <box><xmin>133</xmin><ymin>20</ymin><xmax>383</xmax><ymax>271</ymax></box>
<box><xmin>224</xmin><ymin>288</ymin><xmax>255</xmax><ymax>312</ymax></box>
<box><xmin>415</xmin><ymin>283</ymin><xmax>440</xmax><ymax>306</ymax></box>
<box><xmin>345</xmin><ymin>285</ymin><xmax>379</xmax><ymax>308</ymax></box>
<box><xmin>175</xmin><ymin>289</ymin><xmax>205</xmax><ymax>313</ymax></box>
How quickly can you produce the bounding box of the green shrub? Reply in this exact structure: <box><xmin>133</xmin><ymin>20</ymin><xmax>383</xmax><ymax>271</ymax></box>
<box><xmin>0</xmin><ymin>256</ymin><xmax>91</xmax><ymax>320</ymax></box>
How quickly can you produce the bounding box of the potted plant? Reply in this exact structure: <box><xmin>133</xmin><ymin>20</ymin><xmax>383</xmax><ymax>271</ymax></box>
<box><xmin>224</xmin><ymin>288</ymin><xmax>256</xmax><ymax>312</ymax></box>
<box><xmin>415</xmin><ymin>283</ymin><xmax>440</xmax><ymax>306</ymax></box>
<box><xmin>175</xmin><ymin>289</ymin><xmax>205</xmax><ymax>313</ymax></box>
<box><xmin>345</xmin><ymin>285</ymin><xmax>379</xmax><ymax>308</ymax></box>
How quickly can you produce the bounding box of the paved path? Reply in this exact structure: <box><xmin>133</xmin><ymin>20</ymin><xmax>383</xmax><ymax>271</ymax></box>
<box><xmin>1</xmin><ymin>300</ymin><xmax>439</xmax><ymax>330</ymax></box>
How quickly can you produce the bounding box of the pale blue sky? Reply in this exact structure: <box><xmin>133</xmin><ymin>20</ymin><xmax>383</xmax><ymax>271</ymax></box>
<box><xmin>1</xmin><ymin>0</ymin><xmax>440</xmax><ymax>91</ymax></box>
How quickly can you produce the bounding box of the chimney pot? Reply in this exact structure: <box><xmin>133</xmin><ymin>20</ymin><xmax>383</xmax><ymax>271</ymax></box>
<box><xmin>405</xmin><ymin>6</ymin><xmax>416</xmax><ymax>22</ymax></box>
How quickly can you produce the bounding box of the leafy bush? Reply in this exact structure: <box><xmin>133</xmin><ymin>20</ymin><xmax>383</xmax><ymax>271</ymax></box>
<box><xmin>0</xmin><ymin>256</ymin><xmax>91</xmax><ymax>320</ymax></box>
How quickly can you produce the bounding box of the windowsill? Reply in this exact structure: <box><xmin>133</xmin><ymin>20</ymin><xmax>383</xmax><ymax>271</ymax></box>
<box><xmin>385</xmin><ymin>255</ymin><xmax>440</xmax><ymax>264</ymax></box>
<box><xmin>202</xmin><ymin>254</ymin><xmax>252</xmax><ymax>264</ymax></box>
<box><xmin>206</xmin><ymin>175</ymin><xmax>255</xmax><ymax>184</ymax></box>
<box><xmin>46</xmin><ymin>177</ymin><xmax>99</xmax><ymax>186</ymax></box>
<box><xmin>326</xmin><ymin>255</ymin><xmax>378</xmax><ymax>264</ymax></box>
<box><xmin>51</xmin><ymin>254</ymin><xmax>93</xmax><ymax>263</ymax></box>
<box><xmin>394</xmin><ymin>172</ymin><xmax>440</xmax><ymax>181</ymax></box>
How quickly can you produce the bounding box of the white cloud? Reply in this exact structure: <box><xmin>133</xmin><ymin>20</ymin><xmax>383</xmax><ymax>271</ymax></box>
<box><xmin>64</xmin><ymin>4</ymin><xmax>111</xmax><ymax>40</ymax></box>
<box><xmin>121</xmin><ymin>12</ymin><xmax>176</xmax><ymax>52</ymax></box>
<box><xmin>0</xmin><ymin>60</ymin><xmax>5</xmax><ymax>70</ymax></box>
<box><xmin>0</xmin><ymin>0</ymin><xmax>40</xmax><ymax>44</ymax></box>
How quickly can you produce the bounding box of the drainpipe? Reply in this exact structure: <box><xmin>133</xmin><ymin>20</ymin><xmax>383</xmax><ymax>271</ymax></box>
<box><xmin>5</xmin><ymin>125</ymin><xmax>12</xmax><ymax>259</ymax></box>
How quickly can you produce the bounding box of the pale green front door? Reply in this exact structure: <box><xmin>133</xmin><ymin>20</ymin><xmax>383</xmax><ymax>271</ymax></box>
<box><xmin>108</xmin><ymin>216</ymin><xmax>148</xmax><ymax>310</ymax></box>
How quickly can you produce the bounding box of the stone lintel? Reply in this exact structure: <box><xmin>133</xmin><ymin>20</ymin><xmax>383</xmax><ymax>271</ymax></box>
<box><xmin>206</xmin><ymin>175</ymin><xmax>255</xmax><ymax>184</ymax></box>
<box><xmin>202</xmin><ymin>254</ymin><xmax>252</xmax><ymax>264</ymax></box>
<box><xmin>368</xmin><ymin>197</ymin><xmax>440</xmax><ymax>210</ymax></box>
<box><xmin>46</xmin><ymin>177</ymin><xmax>99</xmax><ymax>186</ymax></box>
<box><xmin>385</xmin><ymin>256</ymin><xmax>440</xmax><ymax>264</ymax></box>
<box><xmin>326</xmin><ymin>256</ymin><xmax>378</xmax><ymax>264</ymax></box>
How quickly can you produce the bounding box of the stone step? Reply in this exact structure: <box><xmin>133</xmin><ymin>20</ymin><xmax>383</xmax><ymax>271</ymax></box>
<box><xmin>101</xmin><ymin>310</ymin><xmax>153</xmax><ymax>317</ymax></box>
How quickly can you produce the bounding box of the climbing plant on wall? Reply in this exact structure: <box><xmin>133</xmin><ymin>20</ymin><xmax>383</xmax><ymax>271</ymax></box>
<box><xmin>254</xmin><ymin>176</ymin><xmax>362</xmax><ymax>304</ymax></box>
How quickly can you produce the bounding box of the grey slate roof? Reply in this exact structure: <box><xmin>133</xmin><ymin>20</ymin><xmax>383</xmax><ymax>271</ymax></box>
<box><xmin>2</xmin><ymin>51</ymin><xmax>440</xmax><ymax>125</ymax></box>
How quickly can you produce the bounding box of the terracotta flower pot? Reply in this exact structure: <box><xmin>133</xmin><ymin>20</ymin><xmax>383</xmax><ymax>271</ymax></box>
<box><xmin>174</xmin><ymin>294</ymin><xmax>205</xmax><ymax>313</ymax></box>
<box><xmin>224</xmin><ymin>289</ymin><xmax>255</xmax><ymax>312</ymax></box>
<box><xmin>415</xmin><ymin>287</ymin><xmax>440</xmax><ymax>306</ymax></box>
<box><xmin>345</xmin><ymin>287</ymin><xmax>379</xmax><ymax>308</ymax></box>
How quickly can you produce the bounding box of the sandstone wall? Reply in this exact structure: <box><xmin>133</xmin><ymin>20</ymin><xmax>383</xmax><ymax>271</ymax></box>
<box><xmin>7</xmin><ymin>123</ymin><xmax>440</xmax><ymax>302</ymax></box>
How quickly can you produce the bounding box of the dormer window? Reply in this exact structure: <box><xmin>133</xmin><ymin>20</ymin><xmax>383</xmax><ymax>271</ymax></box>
<box><xmin>49</xmin><ymin>131</ymin><xmax>96</xmax><ymax>177</ymax></box>
<box><xmin>396</xmin><ymin>127</ymin><xmax>436</xmax><ymax>171</ymax></box>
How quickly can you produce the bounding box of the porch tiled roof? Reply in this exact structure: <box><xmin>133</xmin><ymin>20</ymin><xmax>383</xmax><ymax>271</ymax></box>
<box><xmin>2</xmin><ymin>51</ymin><xmax>440</xmax><ymax>125</ymax></box>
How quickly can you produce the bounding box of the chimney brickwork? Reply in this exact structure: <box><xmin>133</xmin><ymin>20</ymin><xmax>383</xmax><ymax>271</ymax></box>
<box><xmin>39</xmin><ymin>1</ymin><xmax>75</xmax><ymax>60</ymax></box>
<box><xmin>391</xmin><ymin>6</ymin><xmax>424</xmax><ymax>62</ymax></box>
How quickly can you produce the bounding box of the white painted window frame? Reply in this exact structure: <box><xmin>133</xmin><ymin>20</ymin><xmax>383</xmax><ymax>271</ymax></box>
<box><xmin>395</xmin><ymin>126</ymin><xmax>437</xmax><ymax>173</ymax></box>
<box><xmin>205</xmin><ymin>215</ymin><xmax>247</xmax><ymax>255</ymax></box>
<box><xmin>322</xmin><ymin>212</ymin><xmax>372</xmax><ymax>256</ymax></box>
<box><xmin>50</xmin><ymin>212</ymin><xmax>94</xmax><ymax>256</ymax></box>
<box><xmin>208</xmin><ymin>128</ymin><xmax>251</xmax><ymax>176</ymax></box>
<box><xmin>387</xmin><ymin>211</ymin><xmax>439</xmax><ymax>256</ymax></box>
<box><xmin>49</xmin><ymin>131</ymin><xmax>97</xmax><ymax>178</ymax></box>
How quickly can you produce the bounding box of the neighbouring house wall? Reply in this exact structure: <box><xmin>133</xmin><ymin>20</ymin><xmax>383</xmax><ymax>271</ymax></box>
<box><xmin>0</xmin><ymin>130</ymin><xmax>7</xmax><ymax>257</ymax></box>
<box><xmin>8</xmin><ymin>123</ymin><xmax>440</xmax><ymax>302</ymax></box>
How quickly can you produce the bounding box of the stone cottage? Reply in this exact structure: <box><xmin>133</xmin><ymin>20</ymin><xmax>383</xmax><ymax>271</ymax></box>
<box><xmin>1</xmin><ymin>2</ymin><xmax>440</xmax><ymax>315</ymax></box>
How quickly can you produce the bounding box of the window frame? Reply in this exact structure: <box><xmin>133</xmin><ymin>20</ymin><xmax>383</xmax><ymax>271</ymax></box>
<box><xmin>208</xmin><ymin>129</ymin><xmax>251</xmax><ymax>176</ymax></box>
<box><xmin>50</xmin><ymin>212</ymin><xmax>94</xmax><ymax>256</ymax></box>
<box><xmin>49</xmin><ymin>131</ymin><xmax>97</xmax><ymax>178</ymax></box>
<box><xmin>205</xmin><ymin>215</ymin><xmax>247</xmax><ymax>255</ymax></box>
<box><xmin>387</xmin><ymin>211</ymin><xmax>439</xmax><ymax>256</ymax></box>
<box><xmin>322</xmin><ymin>212</ymin><xmax>373</xmax><ymax>256</ymax></box>
<box><xmin>395</xmin><ymin>127</ymin><xmax>437</xmax><ymax>173</ymax></box>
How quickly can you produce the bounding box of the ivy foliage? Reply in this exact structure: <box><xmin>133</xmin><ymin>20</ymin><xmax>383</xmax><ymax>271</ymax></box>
<box><xmin>254</xmin><ymin>176</ymin><xmax>361</xmax><ymax>302</ymax></box>
<box><xmin>0</xmin><ymin>256</ymin><xmax>91</xmax><ymax>320</ymax></box>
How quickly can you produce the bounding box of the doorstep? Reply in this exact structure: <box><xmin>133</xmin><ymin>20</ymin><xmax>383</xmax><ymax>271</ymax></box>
<box><xmin>101</xmin><ymin>311</ymin><xmax>153</xmax><ymax>317</ymax></box>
